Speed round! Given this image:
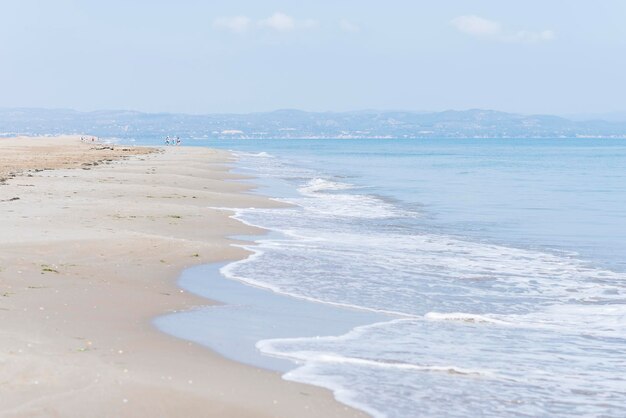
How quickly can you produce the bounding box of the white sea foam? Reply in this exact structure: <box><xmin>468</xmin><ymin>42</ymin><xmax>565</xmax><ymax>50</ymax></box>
<box><xmin>225</xmin><ymin>218</ymin><xmax>626</xmax><ymax>321</ymax></box>
<box><xmin>286</xmin><ymin>352</ymin><xmax>493</xmax><ymax>376</ymax></box>
<box><xmin>505</xmin><ymin>303</ymin><xmax>626</xmax><ymax>338</ymax></box>
<box><xmin>257</xmin><ymin>312</ymin><xmax>626</xmax><ymax>417</ymax></box>
<box><xmin>299</xmin><ymin>178</ymin><xmax>357</xmax><ymax>193</ymax></box>
<box><xmin>220</xmin><ymin>244</ymin><xmax>415</xmax><ymax>318</ymax></box>
<box><xmin>424</xmin><ymin>312</ymin><xmax>510</xmax><ymax>325</ymax></box>
<box><xmin>286</xmin><ymin>178</ymin><xmax>411</xmax><ymax>219</ymax></box>
<box><xmin>231</xmin><ymin>150</ymin><xmax>274</xmax><ymax>158</ymax></box>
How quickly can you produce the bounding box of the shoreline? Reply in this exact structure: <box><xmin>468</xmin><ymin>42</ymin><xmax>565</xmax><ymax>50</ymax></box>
<box><xmin>155</xmin><ymin>260</ymin><xmax>388</xmax><ymax>371</ymax></box>
<box><xmin>0</xmin><ymin>136</ymin><xmax>367</xmax><ymax>417</ymax></box>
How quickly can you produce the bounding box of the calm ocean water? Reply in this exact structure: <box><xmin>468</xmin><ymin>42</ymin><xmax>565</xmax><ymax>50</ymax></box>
<box><xmin>143</xmin><ymin>137</ymin><xmax>626</xmax><ymax>417</ymax></box>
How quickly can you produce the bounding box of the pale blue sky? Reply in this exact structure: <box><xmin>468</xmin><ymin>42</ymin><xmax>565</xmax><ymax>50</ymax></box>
<box><xmin>1</xmin><ymin>1</ymin><xmax>625</xmax><ymax>114</ymax></box>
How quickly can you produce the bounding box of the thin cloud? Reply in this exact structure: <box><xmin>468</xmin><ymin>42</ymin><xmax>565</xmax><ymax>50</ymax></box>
<box><xmin>339</xmin><ymin>18</ymin><xmax>360</xmax><ymax>33</ymax></box>
<box><xmin>451</xmin><ymin>15</ymin><xmax>554</xmax><ymax>43</ymax></box>
<box><xmin>213</xmin><ymin>16</ymin><xmax>251</xmax><ymax>34</ymax></box>
<box><xmin>215</xmin><ymin>12</ymin><xmax>320</xmax><ymax>34</ymax></box>
<box><xmin>451</xmin><ymin>15</ymin><xmax>501</xmax><ymax>36</ymax></box>
<box><xmin>258</xmin><ymin>12</ymin><xmax>296</xmax><ymax>31</ymax></box>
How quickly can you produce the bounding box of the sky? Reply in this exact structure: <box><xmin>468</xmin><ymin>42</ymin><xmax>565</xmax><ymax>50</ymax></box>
<box><xmin>1</xmin><ymin>0</ymin><xmax>625</xmax><ymax>115</ymax></box>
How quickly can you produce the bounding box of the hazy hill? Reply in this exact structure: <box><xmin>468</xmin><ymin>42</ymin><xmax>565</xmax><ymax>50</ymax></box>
<box><xmin>1</xmin><ymin>108</ymin><xmax>625</xmax><ymax>139</ymax></box>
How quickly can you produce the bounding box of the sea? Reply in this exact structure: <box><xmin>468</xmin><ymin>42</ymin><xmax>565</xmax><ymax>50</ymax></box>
<box><xmin>138</xmin><ymin>137</ymin><xmax>626</xmax><ymax>417</ymax></box>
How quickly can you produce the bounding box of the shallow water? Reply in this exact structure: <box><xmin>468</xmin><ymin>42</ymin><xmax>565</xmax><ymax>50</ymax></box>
<box><xmin>150</xmin><ymin>138</ymin><xmax>626</xmax><ymax>417</ymax></box>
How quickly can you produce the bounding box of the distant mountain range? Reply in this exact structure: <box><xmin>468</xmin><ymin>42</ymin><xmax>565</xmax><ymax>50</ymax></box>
<box><xmin>1</xmin><ymin>108</ymin><xmax>625</xmax><ymax>139</ymax></box>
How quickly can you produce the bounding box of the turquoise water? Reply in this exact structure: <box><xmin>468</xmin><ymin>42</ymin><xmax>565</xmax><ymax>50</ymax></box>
<box><xmin>211</xmin><ymin>138</ymin><xmax>626</xmax><ymax>272</ymax></box>
<box><xmin>142</xmin><ymin>137</ymin><xmax>626</xmax><ymax>417</ymax></box>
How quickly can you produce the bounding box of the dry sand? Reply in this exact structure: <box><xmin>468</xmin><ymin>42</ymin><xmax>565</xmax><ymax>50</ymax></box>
<box><xmin>0</xmin><ymin>136</ymin><xmax>366</xmax><ymax>417</ymax></box>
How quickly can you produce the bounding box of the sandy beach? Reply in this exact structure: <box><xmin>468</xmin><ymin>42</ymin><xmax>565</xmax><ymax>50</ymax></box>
<box><xmin>0</xmin><ymin>136</ymin><xmax>366</xmax><ymax>418</ymax></box>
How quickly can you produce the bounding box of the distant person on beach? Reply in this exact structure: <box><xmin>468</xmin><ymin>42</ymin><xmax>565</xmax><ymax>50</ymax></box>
<box><xmin>165</xmin><ymin>136</ymin><xmax>170</xmax><ymax>146</ymax></box>
<box><xmin>176</xmin><ymin>137</ymin><xmax>181</xmax><ymax>146</ymax></box>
